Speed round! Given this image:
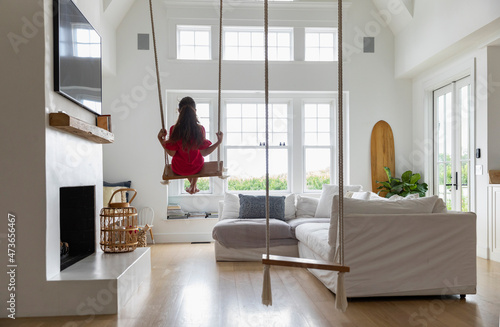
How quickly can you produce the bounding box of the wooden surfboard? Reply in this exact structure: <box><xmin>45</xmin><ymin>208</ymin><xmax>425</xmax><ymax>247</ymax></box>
<box><xmin>370</xmin><ymin>120</ymin><xmax>395</xmax><ymax>195</ymax></box>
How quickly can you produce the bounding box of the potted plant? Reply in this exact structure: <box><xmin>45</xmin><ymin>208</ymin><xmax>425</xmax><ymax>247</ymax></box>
<box><xmin>376</xmin><ymin>167</ymin><xmax>428</xmax><ymax>198</ymax></box>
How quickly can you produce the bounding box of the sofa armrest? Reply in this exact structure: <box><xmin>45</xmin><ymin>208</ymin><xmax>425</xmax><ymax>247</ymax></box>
<box><xmin>333</xmin><ymin>212</ymin><xmax>477</xmax><ymax>296</ymax></box>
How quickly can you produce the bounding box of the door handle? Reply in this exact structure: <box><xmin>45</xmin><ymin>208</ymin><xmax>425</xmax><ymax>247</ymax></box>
<box><xmin>445</xmin><ymin>172</ymin><xmax>458</xmax><ymax>190</ymax></box>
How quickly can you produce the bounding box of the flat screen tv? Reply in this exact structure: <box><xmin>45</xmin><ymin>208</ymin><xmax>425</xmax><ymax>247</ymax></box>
<box><xmin>53</xmin><ymin>0</ymin><xmax>102</xmax><ymax>115</ymax></box>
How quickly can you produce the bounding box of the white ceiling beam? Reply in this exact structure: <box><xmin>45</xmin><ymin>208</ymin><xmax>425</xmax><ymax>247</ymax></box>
<box><xmin>371</xmin><ymin>0</ymin><xmax>413</xmax><ymax>35</ymax></box>
<box><xmin>103</xmin><ymin>0</ymin><xmax>136</xmax><ymax>29</ymax></box>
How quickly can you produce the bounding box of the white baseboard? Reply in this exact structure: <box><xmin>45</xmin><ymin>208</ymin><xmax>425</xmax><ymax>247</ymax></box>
<box><xmin>153</xmin><ymin>232</ymin><xmax>215</xmax><ymax>243</ymax></box>
<box><xmin>490</xmin><ymin>251</ymin><xmax>500</xmax><ymax>263</ymax></box>
<box><xmin>477</xmin><ymin>246</ymin><xmax>489</xmax><ymax>259</ymax></box>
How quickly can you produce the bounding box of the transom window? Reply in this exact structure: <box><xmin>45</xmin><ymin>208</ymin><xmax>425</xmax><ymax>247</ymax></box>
<box><xmin>303</xmin><ymin>102</ymin><xmax>335</xmax><ymax>191</ymax></box>
<box><xmin>177</xmin><ymin>25</ymin><xmax>211</xmax><ymax>60</ymax></box>
<box><xmin>223</xmin><ymin>27</ymin><xmax>293</xmax><ymax>61</ymax></box>
<box><xmin>305</xmin><ymin>28</ymin><xmax>337</xmax><ymax>62</ymax></box>
<box><xmin>226</xmin><ymin>103</ymin><xmax>288</xmax><ymax>146</ymax></box>
<box><xmin>225</xmin><ymin>102</ymin><xmax>289</xmax><ymax>192</ymax></box>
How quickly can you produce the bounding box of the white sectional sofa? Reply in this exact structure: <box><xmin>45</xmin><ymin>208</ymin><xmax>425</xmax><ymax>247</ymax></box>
<box><xmin>212</xmin><ymin>187</ymin><xmax>477</xmax><ymax>298</ymax></box>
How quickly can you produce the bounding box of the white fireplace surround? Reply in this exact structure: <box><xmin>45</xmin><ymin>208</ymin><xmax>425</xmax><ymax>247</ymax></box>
<box><xmin>0</xmin><ymin>0</ymin><xmax>151</xmax><ymax>318</ymax></box>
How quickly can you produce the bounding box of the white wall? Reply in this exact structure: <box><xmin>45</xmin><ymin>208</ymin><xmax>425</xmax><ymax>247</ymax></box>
<box><xmin>411</xmin><ymin>41</ymin><xmax>500</xmax><ymax>259</ymax></box>
<box><xmin>0</xmin><ymin>0</ymin><xmax>47</xmax><ymax>318</ymax></box>
<box><xmin>395</xmin><ymin>0</ymin><xmax>500</xmax><ymax>78</ymax></box>
<box><xmin>487</xmin><ymin>47</ymin><xmax>500</xmax><ymax>170</ymax></box>
<box><xmin>0</xmin><ymin>0</ymin><xmax>111</xmax><ymax>317</ymax></box>
<box><xmin>103</xmin><ymin>0</ymin><xmax>412</xmax><ymax>242</ymax></box>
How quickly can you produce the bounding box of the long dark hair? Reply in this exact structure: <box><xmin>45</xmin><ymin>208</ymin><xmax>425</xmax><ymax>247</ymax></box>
<box><xmin>167</xmin><ymin>97</ymin><xmax>205</xmax><ymax>151</ymax></box>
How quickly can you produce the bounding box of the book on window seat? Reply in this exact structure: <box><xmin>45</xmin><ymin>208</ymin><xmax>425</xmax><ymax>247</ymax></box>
<box><xmin>206</xmin><ymin>212</ymin><xmax>218</xmax><ymax>219</ymax></box>
<box><xmin>167</xmin><ymin>204</ymin><xmax>186</xmax><ymax>219</ymax></box>
<box><xmin>187</xmin><ymin>212</ymin><xmax>207</xmax><ymax>219</ymax></box>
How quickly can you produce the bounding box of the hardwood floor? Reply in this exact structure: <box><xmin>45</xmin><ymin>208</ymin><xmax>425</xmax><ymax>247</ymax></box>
<box><xmin>2</xmin><ymin>243</ymin><xmax>500</xmax><ymax>327</ymax></box>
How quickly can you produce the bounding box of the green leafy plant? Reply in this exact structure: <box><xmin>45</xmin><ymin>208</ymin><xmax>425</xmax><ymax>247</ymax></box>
<box><xmin>376</xmin><ymin>167</ymin><xmax>428</xmax><ymax>198</ymax></box>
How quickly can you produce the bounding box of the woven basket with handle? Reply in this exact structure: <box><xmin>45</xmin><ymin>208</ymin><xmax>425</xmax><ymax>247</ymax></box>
<box><xmin>100</xmin><ymin>188</ymin><xmax>138</xmax><ymax>253</ymax></box>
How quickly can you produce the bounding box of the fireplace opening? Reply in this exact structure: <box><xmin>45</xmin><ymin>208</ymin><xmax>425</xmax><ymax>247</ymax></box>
<box><xmin>60</xmin><ymin>185</ymin><xmax>96</xmax><ymax>271</ymax></box>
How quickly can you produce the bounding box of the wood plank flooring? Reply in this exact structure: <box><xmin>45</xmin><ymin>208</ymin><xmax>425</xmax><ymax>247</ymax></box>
<box><xmin>2</xmin><ymin>243</ymin><xmax>500</xmax><ymax>327</ymax></box>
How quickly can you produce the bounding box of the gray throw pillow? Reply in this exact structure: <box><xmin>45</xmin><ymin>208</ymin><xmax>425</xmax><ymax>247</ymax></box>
<box><xmin>238</xmin><ymin>194</ymin><xmax>286</xmax><ymax>220</ymax></box>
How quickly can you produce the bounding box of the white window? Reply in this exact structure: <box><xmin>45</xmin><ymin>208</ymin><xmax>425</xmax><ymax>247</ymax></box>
<box><xmin>73</xmin><ymin>25</ymin><xmax>100</xmax><ymax>58</ymax></box>
<box><xmin>305</xmin><ymin>28</ymin><xmax>337</xmax><ymax>62</ymax></box>
<box><xmin>303</xmin><ymin>102</ymin><xmax>335</xmax><ymax>191</ymax></box>
<box><xmin>166</xmin><ymin>93</ymin><xmax>346</xmax><ymax>197</ymax></box>
<box><xmin>223</xmin><ymin>27</ymin><xmax>293</xmax><ymax>61</ymax></box>
<box><xmin>177</xmin><ymin>26</ymin><xmax>211</xmax><ymax>60</ymax></box>
<box><xmin>225</xmin><ymin>102</ymin><xmax>289</xmax><ymax>192</ymax></box>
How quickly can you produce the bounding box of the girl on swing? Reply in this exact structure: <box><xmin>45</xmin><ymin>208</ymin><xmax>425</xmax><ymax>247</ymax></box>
<box><xmin>158</xmin><ymin>97</ymin><xmax>223</xmax><ymax>194</ymax></box>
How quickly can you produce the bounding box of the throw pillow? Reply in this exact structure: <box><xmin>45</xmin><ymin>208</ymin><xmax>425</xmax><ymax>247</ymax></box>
<box><xmin>238</xmin><ymin>194</ymin><xmax>286</xmax><ymax>220</ymax></box>
<box><xmin>284</xmin><ymin>194</ymin><xmax>296</xmax><ymax>220</ymax></box>
<box><xmin>315</xmin><ymin>184</ymin><xmax>363</xmax><ymax>218</ymax></box>
<box><xmin>104</xmin><ymin>181</ymin><xmax>131</xmax><ymax>201</ymax></box>
<box><xmin>103</xmin><ymin>181</ymin><xmax>131</xmax><ymax>188</ymax></box>
<box><xmin>328</xmin><ymin>195</ymin><xmax>440</xmax><ymax>245</ymax></box>
<box><xmin>220</xmin><ymin>192</ymin><xmax>240</xmax><ymax>219</ymax></box>
<box><xmin>350</xmin><ymin>191</ymin><xmax>371</xmax><ymax>200</ymax></box>
<box><xmin>343</xmin><ymin>195</ymin><xmax>439</xmax><ymax>216</ymax></box>
<box><xmin>432</xmin><ymin>197</ymin><xmax>448</xmax><ymax>213</ymax></box>
<box><xmin>295</xmin><ymin>195</ymin><xmax>319</xmax><ymax>218</ymax></box>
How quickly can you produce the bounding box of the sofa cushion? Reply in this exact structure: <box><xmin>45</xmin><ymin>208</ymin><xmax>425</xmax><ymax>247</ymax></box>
<box><xmin>212</xmin><ymin>218</ymin><xmax>296</xmax><ymax>248</ymax></box>
<box><xmin>288</xmin><ymin>217</ymin><xmax>330</xmax><ymax>238</ymax></box>
<box><xmin>295</xmin><ymin>223</ymin><xmax>333</xmax><ymax>262</ymax></box>
<box><xmin>239</xmin><ymin>194</ymin><xmax>285</xmax><ymax>220</ymax></box>
<box><xmin>328</xmin><ymin>195</ymin><xmax>440</xmax><ymax>245</ymax></box>
<box><xmin>315</xmin><ymin>184</ymin><xmax>363</xmax><ymax>218</ymax></box>
<box><xmin>295</xmin><ymin>195</ymin><xmax>319</xmax><ymax>218</ymax></box>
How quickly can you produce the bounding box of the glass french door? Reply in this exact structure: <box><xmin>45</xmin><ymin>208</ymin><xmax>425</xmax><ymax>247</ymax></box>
<box><xmin>434</xmin><ymin>77</ymin><xmax>473</xmax><ymax>211</ymax></box>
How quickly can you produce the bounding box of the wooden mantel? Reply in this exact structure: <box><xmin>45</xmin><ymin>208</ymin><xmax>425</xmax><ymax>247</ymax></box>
<box><xmin>49</xmin><ymin>112</ymin><xmax>114</xmax><ymax>144</ymax></box>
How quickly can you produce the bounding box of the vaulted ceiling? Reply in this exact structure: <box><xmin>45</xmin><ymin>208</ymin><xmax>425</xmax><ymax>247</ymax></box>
<box><xmin>371</xmin><ymin>0</ymin><xmax>413</xmax><ymax>35</ymax></box>
<box><xmin>102</xmin><ymin>0</ymin><xmax>413</xmax><ymax>36</ymax></box>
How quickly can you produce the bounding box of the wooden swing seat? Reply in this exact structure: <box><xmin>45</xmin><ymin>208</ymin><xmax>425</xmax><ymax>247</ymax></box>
<box><xmin>162</xmin><ymin>161</ymin><xmax>224</xmax><ymax>181</ymax></box>
<box><xmin>262</xmin><ymin>254</ymin><xmax>350</xmax><ymax>272</ymax></box>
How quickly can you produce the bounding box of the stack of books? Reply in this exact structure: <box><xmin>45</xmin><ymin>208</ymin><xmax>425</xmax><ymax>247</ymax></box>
<box><xmin>205</xmin><ymin>212</ymin><xmax>219</xmax><ymax>219</ymax></box>
<box><xmin>167</xmin><ymin>204</ymin><xmax>186</xmax><ymax>219</ymax></box>
<box><xmin>186</xmin><ymin>212</ymin><xmax>206</xmax><ymax>219</ymax></box>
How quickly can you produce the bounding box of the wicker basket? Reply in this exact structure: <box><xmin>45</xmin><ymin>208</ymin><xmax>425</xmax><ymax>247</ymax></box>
<box><xmin>137</xmin><ymin>224</ymin><xmax>151</xmax><ymax>247</ymax></box>
<box><xmin>100</xmin><ymin>188</ymin><xmax>138</xmax><ymax>253</ymax></box>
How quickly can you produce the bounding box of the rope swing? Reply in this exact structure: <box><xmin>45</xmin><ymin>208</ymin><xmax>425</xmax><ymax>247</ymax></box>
<box><xmin>148</xmin><ymin>0</ymin><xmax>225</xmax><ymax>184</ymax></box>
<box><xmin>261</xmin><ymin>0</ymin><xmax>349</xmax><ymax>312</ymax></box>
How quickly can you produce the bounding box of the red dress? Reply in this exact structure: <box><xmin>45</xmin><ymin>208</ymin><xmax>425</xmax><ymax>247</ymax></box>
<box><xmin>163</xmin><ymin>125</ymin><xmax>212</xmax><ymax>175</ymax></box>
